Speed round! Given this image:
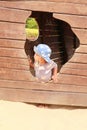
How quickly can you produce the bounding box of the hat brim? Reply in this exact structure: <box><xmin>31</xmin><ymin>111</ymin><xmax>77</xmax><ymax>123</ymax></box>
<box><xmin>34</xmin><ymin>46</ymin><xmax>51</xmax><ymax>63</ymax></box>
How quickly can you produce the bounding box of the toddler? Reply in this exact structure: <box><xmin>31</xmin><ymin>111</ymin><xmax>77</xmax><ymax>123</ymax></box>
<box><xmin>29</xmin><ymin>44</ymin><xmax>58</xmax><ymax>83</ymax></box>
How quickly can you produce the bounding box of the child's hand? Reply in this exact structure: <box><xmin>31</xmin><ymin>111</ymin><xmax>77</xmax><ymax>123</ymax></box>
<box><xmin>52</xmin><ymin>75</ymin><xmax>58</xmax><ymax>83</ymax></box>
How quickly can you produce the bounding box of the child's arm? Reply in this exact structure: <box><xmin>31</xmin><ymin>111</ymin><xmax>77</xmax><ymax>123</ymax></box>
<box><xmin>52</xmin><ymin>66</ymin><xmax>58</xmax><ymax>83</ymax></box>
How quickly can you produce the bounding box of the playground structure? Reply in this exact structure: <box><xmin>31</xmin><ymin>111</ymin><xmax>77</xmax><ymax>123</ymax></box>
<box><xmin>0</xmin><ymin>0</ymin><xmax>87</xmax><ymax>107</ymax></box>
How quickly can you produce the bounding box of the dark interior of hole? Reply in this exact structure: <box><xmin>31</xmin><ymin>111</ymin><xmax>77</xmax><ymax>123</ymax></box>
<box><xmin>24</xmin><ymin>11</ymin><xmax>80</xmax><ymax>74</ymax></box>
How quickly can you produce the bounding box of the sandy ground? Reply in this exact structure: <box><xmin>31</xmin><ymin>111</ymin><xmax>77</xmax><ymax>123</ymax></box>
<box><xmin>0</xmin><ymin>100</ymin><xmax>87</xmax><ymax>130</ymax></box>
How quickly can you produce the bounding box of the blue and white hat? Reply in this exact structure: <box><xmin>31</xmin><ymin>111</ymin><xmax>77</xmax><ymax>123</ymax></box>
<box><xmin>34</xmin><ymin>44</ymin><xmax>52</xmax><ymax>63</ymax></box>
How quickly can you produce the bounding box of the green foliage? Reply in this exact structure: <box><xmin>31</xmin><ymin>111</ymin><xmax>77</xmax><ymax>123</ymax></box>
<box><xmin>25</xmin><ymin>18</ymin><xmax>38</xmax><ymax>29</ymax></box>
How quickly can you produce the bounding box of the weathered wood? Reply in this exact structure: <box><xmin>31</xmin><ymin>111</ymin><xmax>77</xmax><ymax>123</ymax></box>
<box><xmin>53</xmin><ymin>13</ymin><xmax>87</xmax><ymax>29</ymax></box>
<box><xmin>0</xmin><ymin>62</ymin><xmax>29</xmax><ymax>71</ymax></box>
<box><xmin>60</xmin><ymin>68</ymin><xmax>87</xmax><ymax>76</ymax></box>
<box><xmin>76</xmin><ymin>45</ymin><xmax>87</xmax><ymax>54</ymax></box>
<box><xmin>0</xmin><ymin>87</ymin><xmax>87</xmax><ymax>106</ymax></box>
<box><xmin>0</xmin><ymin>79</ymin><xmax>87</xmax><ymax>93</ymax></box>
<box><xmin>0</xmin><ymin>22</ymin><xmax>26</xmax><ymax>40</ymax></box>
<box><xmin>0</xmin><ymin>39</ymin><xmax>25</xmax><ymax>49</ymax></box>
<box><xmin>0</xmin><ymin>7</ymin><xmax>30</xmax><ymax>23</ymax></box>
<box><xmin>72</xmin><ymin>28</ymin><xmax>87</xmax><ymax>44</ymax></box>
<box><xmin>0</xmin><ymin>47</ymin><xmax>26</xmax><ymax>58</ymax></box>
<box><xmin>0</xmin><ymin>56</ymin><xmax>28</xmax><ymax>65</ymax></box>
<box><xmin>58</xmin><ymin>74</ymin><xmax>87</xmax><ymax>86</ymax></box>
<box><xmin>37</xmin><ymin>0</ymin><xmax>87</xmax><ymax>4</ymax></box>
<box><xmin>69</xmin><ymin>53</ymin><xmax>87</xmax><ymax>63</ymax></box>
<box><xmin>64</xmin><ymin>62</ymin><xmax>87</xmax><ymax>69</ymax></box>
<box><xmin>0</xmin><ymin>68</ymin><xmax>34</xmax><ymax>81</ymax></box>
<box><xmin>0</xmin><ymin>1</ymin><xmax>87</xmax><ymax>15</ymax></box>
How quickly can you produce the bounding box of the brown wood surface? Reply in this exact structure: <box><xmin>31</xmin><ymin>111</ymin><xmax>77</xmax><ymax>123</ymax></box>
<box><xmin>69</xmin><ymin>53</ymin><xmax>87</xmax><ymax>63</ymax></box>
<box><xmin>0</xmin><ymin>39</ymin><xmax>25</xmax><ymax>49</ymax></box>
<box><xmin>0</xmin><ymin>1</ymin><xmax>87</xmax><ymax>15</ymax></box>
<box><xmin>0</xmin><ymin>62</ymin><xmax>29</xmax><ymax>71</ymax></box>
<box><xmin>36</xmin><ymin>0</ymin><xmax>87</xmax><ymax>4</ymax></box>
<box><xmin>0</xmin><ymin>22</ymin><xmax>26</xmax><ymax>40</ymax></box>
<box><xmin>72</xmin><ymin>29</ymin><xmax>87</xmax><ymax>44</ymax></box>
<box><xmin>0</xmin><ymin>1</ymin><xmax>87</xmax><ymax>106</ymax></box>
<box><xmin>0</xmin><ymin>68</ymin><xmax>34</xmax><ymax>81</ymax></box>
<box><xmin>0</xmin><ymin>47</ymin><xmax>26</xmax><ymax>58</ymax></box>
<box><xmin>58</xmin><ymin>74</ymin><xmax>87</xmax><ymax>86</ymax></box>
<box><xmin>64</xmin><ymin>62</ymin><xmax>87</xmax><ymax>69</ymax></box>
<box><xmin>0</xmin><ymin>79</ymin><xmax>87</xmax><ymax>93</ymax></box>
<box><xmin>53</xmin><ymin>13</ymin><xmax>87</xmax><ymax>29</ymax></box>
<box><xmin>0</xmin><ymin>56</ymin><xmax>28</xmax><ymax>65</ymax></box>
<box><xmin>0</xmin><ymin>7</ymin><xmax>30</xmax><ymax>23</ymax></box>
<box><xmin>0</xmin><ymin>87</ymin><xmax>87</xmax><ymax>106</ymax></box>
<box><xmin>60</xmin><ymin>68</ymin><xmax>87</xmax><ymax>76</ymax></box>
<box><xmin>76</xmin><ymin>45</ymin><xmax>87</xmax><ymax>54</ymax></box>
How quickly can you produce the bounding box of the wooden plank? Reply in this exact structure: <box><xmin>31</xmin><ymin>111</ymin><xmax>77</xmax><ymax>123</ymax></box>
<box><xmin>64</xmin><ymin>62</ymin><xmax>87</xmax><ymax>69</ymax></box>
<box><xmin>53</xmin><ymin>13</ymin><xmax>87</xmax><ymax>29</ymax></box>
<box><xmin>76</xmin><ymin>45</ymin><xmax>87</xmax><ymax>54</ymax></box>
<box><xmin>60</xmin><ymin>68</ymin><xmax>87</xmax><ymax>76</ymax></box>
<box><xmin>38</xmin><ymin>0</ymin><xmax>87</xmax><ymax>4</ymax></box>
<box><xmin>0</xmin><ymin>7</ymin><xmax>30</xmax><ymax>23</ymax></box>
<box><xmin>0</xmin><ymin>1</ymin><xmax>87</xmax><ymax>15</ymax></box>
<box><xmin>0</xmin><ymin>47</ymin><xmax>26</xmax><ymax>58</ymax></box>
<box><xmin>0</xmin><ymin>22</ymin><xmax>26</xmax><ymax>40</ymax></box>
<box><xmin>69</xmin><ymin>53</ymin><xmax>87</xmax><ymax>64</ymax></box>
<box><xmin>0</xmin><ymin>57</ymin><xmax>28</xmax><ymax>65</ymax></box>
<box><xmin>0</xmin><ymin>62</ymin><xmax>29</xmax><ymax>71</ymax></box>
<box><xmin>58</xmin><ymin>74</ymin><xmax>87</xmax><ymax>86</ymax></box>
<box><xmin>0</xmin><ymin>79</ymin><xmax>87</xmax><ymax>93</ymax></box>
<box><xmin>0</xmin><ymin>87</ymin><xmax>87</xmax><ymax>106</ymax></box>
<box><xmin>71</xmin><ymin>28</ymin><xmax>87</xmax><ymax>44</ymax></box>
<box><xmin>0</xmin><ymin>39</ymin><xmax>25</xmax><ymax>49</ymax></box>
<box><xmin>0</xmin><ymin>68</ymin><xmax>34</xmax><ymax>81</ymax></box>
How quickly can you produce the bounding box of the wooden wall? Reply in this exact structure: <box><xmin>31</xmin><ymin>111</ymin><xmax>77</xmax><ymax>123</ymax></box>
<box><xmin>0</xmin><ymin>1</ymin><xmax>87</xmax><ymax>107</ymax></box>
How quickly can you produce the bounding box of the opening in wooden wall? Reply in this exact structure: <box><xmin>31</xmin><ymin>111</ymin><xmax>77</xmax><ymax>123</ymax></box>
<box><xmin>25</xmin><ymin>17</ymin><xmax>39</xmax><ymax>41</ymax></box>
<box><xmin>24</xmin><ymin>11</ymin><xmax>80</xmax><ymax>81</ymax></box>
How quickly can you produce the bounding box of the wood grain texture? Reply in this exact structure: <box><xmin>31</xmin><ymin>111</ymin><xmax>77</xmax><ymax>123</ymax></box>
<box><xmin>53</xmin><ymin>13</ymin><xmax>87</xmax><ymax>29</ymax></box>
<box><xmin>0</xmin><ymin>1</ymin><xmax>87</xmax><ymax>15</ymax></box>
<box><xmin>0</xmin><ymin>22</ymin><xmax>26</xmax><ymax>40</ymax></box>
<box><xmin>0</xmin><ymin>87</ymin><xmax>87</xmax><ymax>106</ymax></box>
<box><xmin>0</xmin><ymin>39</ymin><xmax>25</xmax><ymax>49</ymax></box>
<box><xmin>69</xmin><ymin>53</ymin><xmax>87</xmax><ymax>63</ymax></box>
<box><xmin>0</xmin><ymin>79</ymin><xmax>87</xmax><ymax>93</ymax></box>
<box><xmin>35</xmin><ymin>0</ymin><xmax>87</xmax><ymax>4</ymax></box>
<box><xmin>0</xmin><ymin>47</ymin><xmax>26</xmax><ymax>58</ymax></box>
<box><xmin>0</xmin><ymin>0</ymin><xmax>87</xmax><ymax>107</ymax></box>
<box><xmin>0</xmin><ymin>7</ymin><xmax>30</xmax><ymax>23</ymax></box>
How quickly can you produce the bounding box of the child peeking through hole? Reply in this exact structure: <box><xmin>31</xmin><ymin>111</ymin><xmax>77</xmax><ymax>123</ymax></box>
<box><xmin>28</xmin><ymin>44</ymin><xmax>58</xmax><ymax>83</ymax></box>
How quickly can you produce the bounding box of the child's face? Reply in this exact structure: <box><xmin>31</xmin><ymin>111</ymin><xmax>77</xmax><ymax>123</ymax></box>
<box><xmin>34</xmin><ymin>53</ymin><xmax>41</xmax><ymax>62</ymax></box>
<box><xmin>34</xmin><ymin>53</ymin><xmax>45</xmax><ymax>63</ymax></box>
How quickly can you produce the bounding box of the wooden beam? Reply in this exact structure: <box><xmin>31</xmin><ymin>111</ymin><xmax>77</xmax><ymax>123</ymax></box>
<box><xmin>0</xmin><ymin>39</ymin><xmax>25</xmax><ymax>49</ymax></box>
<box><xmin>58</xmin><ymin>74</ymin><xmax>87</xmax><ymax>86</ymax></box>
<box><xmin>64</xmin><ymin>62</ymin><xmax>87</xmax><ymax>70</ymax></box>
<box><xmin>0</xmin><ymin>47</ymin><xmax>26</xmax><ymax>58</ymax></box>
<box><xmin>0</xmin><ymin>87</ymin><xmax>87</xmax><ymax>107</ymax></box>
<box><xmin>0</xmin><ymin>7</ymin><xmax>30</xmax><ymax>23</ymax></box>
<box><xmin>0</xmin><ymin>22</ymin><xmax>26</xmax><ymax>40</ymax></box>
<box><xmin>60</xmin><ymin>68</ymin><xmax>87</xmax><ymax>77</ymax></box>
<box><xmin>0</xmin><ymin>79</ymin><xmax>87</xmax><ymax>93</ymax></box>
<box><xmin>37</xmin><ymin>0</ymin><xmax>87</xmax><ymax>4</ymax></box>
<box><xmin>69</xmin><ymin>53</ymin><xmax>87</xmax><ymax>63</ymax></box>
<box><xmin>53</xmin><ymin>13</ymin><xmax>87</xmax><ymax>29</ymax></box>
<box><xmin>0</xmin><ymin>1</ymin><xmax>87</xmax><ymax>15</ymax></box>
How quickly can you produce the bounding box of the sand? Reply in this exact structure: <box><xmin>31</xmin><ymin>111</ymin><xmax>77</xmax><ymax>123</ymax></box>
<box><xmin>0</xmin><ymin>100</ymin><xmax>87</xmax><ymax>130</ymax></box>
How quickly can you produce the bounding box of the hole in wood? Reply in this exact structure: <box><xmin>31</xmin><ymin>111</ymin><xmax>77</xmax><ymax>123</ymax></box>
<box><xmin>24</xmin><ymin>11</ymin><xmax>80</xmax><ymax>82</ymax></box>
<box><xmin>25</xmin><ymin>17</ymin><xmax>39</xmax><ymax>41</ymax></box>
